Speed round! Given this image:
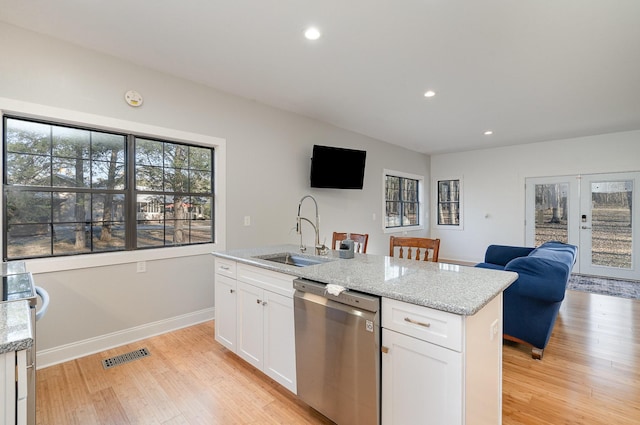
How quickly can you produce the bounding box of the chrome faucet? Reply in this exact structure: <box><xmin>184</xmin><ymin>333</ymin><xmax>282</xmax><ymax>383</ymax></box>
<box><xmin>296</xmin><ymin>195</ymin><xmax>327</xmax><ymax>255</ymax></box>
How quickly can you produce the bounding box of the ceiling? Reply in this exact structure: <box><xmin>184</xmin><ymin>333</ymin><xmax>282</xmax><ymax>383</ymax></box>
<box><xmin>1</xmin><ymin>1</ymin><xmax>639</xmax><ymax>154</ymax></box>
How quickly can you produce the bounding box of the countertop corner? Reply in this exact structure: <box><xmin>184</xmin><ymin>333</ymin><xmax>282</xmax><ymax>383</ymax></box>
<box><xmin>0</xmin><ymin>300</ymin><xmax>34</xmax><ymax>354</ymax></box>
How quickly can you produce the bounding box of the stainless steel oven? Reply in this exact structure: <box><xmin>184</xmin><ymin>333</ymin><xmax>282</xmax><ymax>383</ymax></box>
<box><xmin>2</xmin><ymin>262</ymin><xmax>49</xmax><ymax>425</ymax></box>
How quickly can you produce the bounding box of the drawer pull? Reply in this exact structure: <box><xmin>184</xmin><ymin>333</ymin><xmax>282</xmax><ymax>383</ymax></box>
<box><xmin>404</xmin><ymin>317</ymin><xmax>431</xmax><ymax>328</ymax></box>
<box><xmin>220</xmin><ymin>266</ymin><xmax>230</xmax><ymax>270</ymax></box>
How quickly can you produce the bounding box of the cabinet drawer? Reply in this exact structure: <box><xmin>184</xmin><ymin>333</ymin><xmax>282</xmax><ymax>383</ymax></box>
<box><xmin>237</xmin><ymin>264</ymin><xmax>295</xmax><ymax>298</ymax></box>
<box><xmin>382</xmin><ymin>298</ymin><xmax>462</xmax><ymax>352</ymax></box>
<box><xmin>215</xmin><ymin>258</ymin><xmax>237</xmax><ymax>279</ymax></box>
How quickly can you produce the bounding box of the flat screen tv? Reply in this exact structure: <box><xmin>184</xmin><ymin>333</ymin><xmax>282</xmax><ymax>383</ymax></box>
<box><xmin>310</xmin><ymin>145</ymin><xmax>366</xmax><ymax>189</ymax></box>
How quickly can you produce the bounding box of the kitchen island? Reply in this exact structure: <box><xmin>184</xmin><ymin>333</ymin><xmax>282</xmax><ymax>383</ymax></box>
<box><xmin>212</xmin><ymin>245</ymin><xmax>518</xmax><ymax>425</ymax></box>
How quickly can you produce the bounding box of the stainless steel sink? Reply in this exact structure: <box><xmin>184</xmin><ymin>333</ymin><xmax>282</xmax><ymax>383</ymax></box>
<box><xmin>253</xmin><ymin>252</ymin><xmax>334</xmax><ymax>267</ymax></box>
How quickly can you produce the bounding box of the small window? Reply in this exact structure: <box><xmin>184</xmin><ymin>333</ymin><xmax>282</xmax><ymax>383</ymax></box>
<box><xmin>437</xmin><ymin>178</ymin><xmax>462</xmax><ymax>227</ymax></box>
<box><xmin>384</xmin><ymin>170</ymin><xmax>424</xmax><ymax>230</ymax></box>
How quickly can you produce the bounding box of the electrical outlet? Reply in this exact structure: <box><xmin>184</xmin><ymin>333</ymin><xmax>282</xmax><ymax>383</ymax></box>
<box><xmin>489</xmin><ymin>319</ymin><xmax>499</xmax><ymax>341</ymax></box>
<box><xmin>137</xmin><ymin>261</ymin><xmax>146</xmax><ymax>273</ymax></box>
<box><xmin>244</xmin><ymin>216</ymin><xmax>251</xmax><ymax>226</ymax></box>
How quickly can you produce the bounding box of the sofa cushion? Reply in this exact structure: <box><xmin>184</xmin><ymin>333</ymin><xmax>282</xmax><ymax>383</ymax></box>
<box><xmin>528</xmin><ymin>241</ymin><xmax>578</xmax><ymax>266</ymax></box>
<box><xmin>475</xmin><ymin>262</ymin><xmax>506</xmax><ymax>271</ymax></box>
<box><xmin>483</xmin><ymin>245</ymin><xmax>536</xmax><ymax>267</ymax></box>
<box><xmin>505</xmin><ymin>257</ymin><xmax>572</xmax><ymax>302</ymax></box>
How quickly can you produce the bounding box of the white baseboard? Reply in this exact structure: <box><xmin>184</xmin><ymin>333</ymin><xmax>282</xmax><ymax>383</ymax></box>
<box><xmin>36</xmin><ymin>307</ymin><xmax>215</xmax><ymax>369</ymax></box>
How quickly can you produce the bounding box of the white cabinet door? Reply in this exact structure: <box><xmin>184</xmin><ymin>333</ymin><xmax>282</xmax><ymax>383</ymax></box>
<box><xmin>382</xmin><ymin>328</ymin><xmax>463</xmax><ymax>425</ymax></box>
<box><xmin>2</xmin><ymin>350</ymin><xmax>21</xmax><ymax>425</ymax></box>
<box><xmin>16</xmin><ymin>350</ymin><xmax>27</xmax><ymax>425</ymax></box>
<box><xmin>236</xmin><ymin>281</ymin><xmax>265</xmax><ymax>370</ymax></box>
<box><xmin>263</xmin><ymin>290</ymin><xmax>297</xmax><ymax>393</ymax></box>
<box><xmin>214</xmin><ymin>274</ymin><xmax>237</xmax><ymax>351</ymax></box>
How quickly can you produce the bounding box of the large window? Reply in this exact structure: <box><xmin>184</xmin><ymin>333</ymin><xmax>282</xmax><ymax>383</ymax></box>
<box><xmin>3</xmin><ymin>116</ymin><xmax>214</xmax><ymax>260</ymax></box>
<box><xmin>384</xmin><ymin>170</ymin><xmax>424</xmax><ymax>230</ymax></box>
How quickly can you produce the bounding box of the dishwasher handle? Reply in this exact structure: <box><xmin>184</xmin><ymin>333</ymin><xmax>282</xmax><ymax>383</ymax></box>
<box><xmin>294</xmin><ymin>290</ymin><xmax>379</xmax><ymax>321</ymax></box>
<box><xmin>293</xmin><ymin>278</ymin><xmax>380</xmax><ymax>313</ymax></box>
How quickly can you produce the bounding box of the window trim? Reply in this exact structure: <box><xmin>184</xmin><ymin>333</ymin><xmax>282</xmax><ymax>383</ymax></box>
<box><xmin>434</xmin><ymin>176</ymin><xmax>464</xmax><ymax>230</ymax></box>
<box><xmin>0</xmin><ymin>97</ymin><xmax>226</xmax><ymax>274</ymax></box>
<box><xmin>382</xmin><ymin>169</ymin><xmax>425</xmax><ymax>233</ymax></box>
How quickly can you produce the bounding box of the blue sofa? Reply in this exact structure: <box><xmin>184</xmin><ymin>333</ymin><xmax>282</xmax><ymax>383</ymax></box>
<box><xmin>476</xmin><ymin>241</ymin><xmax>577</xmax><ymax>359</ymax></box>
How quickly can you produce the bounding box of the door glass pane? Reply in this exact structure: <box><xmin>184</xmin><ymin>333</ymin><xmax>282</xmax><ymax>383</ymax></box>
<box><xmin>534</xmin><ymin>183</ymin><xmax>568</xmax><ymax>246</ymax></box>
<box><xmin>591</xmin><ymin>181</ymin><xmax>632</xmax><ymax>269</ymax></box>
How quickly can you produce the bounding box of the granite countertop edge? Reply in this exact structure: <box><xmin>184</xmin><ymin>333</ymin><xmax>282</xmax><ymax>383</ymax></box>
<box><xmin>212</xmin><ymin>245</ymin><xmax>518</xmax><ymax>316</ymax></box>
<box><xmin>0</xmin><ymin>300</ymin><xmax>34</xmax><ymax>355</ymax></box>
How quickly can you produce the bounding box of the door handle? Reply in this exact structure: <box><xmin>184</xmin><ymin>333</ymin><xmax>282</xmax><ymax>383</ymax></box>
<box><xmin>581</xmin><ymin>225</ymin><xmax>592</xmax><ymax>229</ymax></box>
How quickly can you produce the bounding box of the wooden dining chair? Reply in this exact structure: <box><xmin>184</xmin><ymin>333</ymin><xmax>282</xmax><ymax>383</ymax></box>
<box><xmin>389</xmin><ymin>236</ymin><xmax>440</xmax><ymax>262</ymax></box>
<box><xmin>332</xmin><ymin>232</ymin><xmax>369</xmax><ymax>254</ymax></box>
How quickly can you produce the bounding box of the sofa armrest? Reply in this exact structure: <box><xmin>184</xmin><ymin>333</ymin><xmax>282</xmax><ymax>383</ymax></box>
<box><xmin>505</xmin><ymin>257</ymin><xmax>571</xmax><ymax>302</ymax></box>
<box><xmin>484</xmin><ymin>245</ymin><xmax>535</xmax><ymax>267</ymax></box>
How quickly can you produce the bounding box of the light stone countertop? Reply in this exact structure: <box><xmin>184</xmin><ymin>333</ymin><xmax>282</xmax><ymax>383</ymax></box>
<box><xmin>213</xmin><ymin>244</ymin><xmax>518</xmax><ymax>315</ymax></box>
<box><xmin>0</xmin><ymin>300</ymin><xmax>33</xmax><ymax>354</ymax></box>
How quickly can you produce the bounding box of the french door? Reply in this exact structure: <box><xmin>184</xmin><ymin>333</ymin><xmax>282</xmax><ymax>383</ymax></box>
<box><xmin>525</xmin><ymin>172</ymin><xmax>640</xmax><ymax>279</ymax></box>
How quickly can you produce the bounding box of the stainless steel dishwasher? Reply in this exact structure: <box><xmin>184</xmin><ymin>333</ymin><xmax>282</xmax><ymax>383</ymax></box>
<box><xmin>293</xmin><ymin>278</ymin><xmax>380</xmax><ymax>425</ymax></box>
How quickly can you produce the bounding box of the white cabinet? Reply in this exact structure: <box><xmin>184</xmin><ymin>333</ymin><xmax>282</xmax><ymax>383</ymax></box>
<box><xmin>214</xmin><ymin>259</ymin><xmax>297</xmax><ymax>394</ymax></box>
<box><xmin>236</xmin><ymin>280</ymin><xmax>264</xmax><ymax>368</ymax></box>
<box><xmin>1</xmin><ymin>349</ymin><xmax>28</xmax><ymax>425</ymax></box>
<box><xmin>381</xmin><ymin>295</ymin><xmax>503</xmax><ymax>425</ymax></box>
<box><xmin>214</xmin><ymin>258</ymin><xmax>237</xmax><ymax>351</ymax></box>
<box><xmin>214</xmin><ymin>274</ymin><xmax>237</xmax><ymax>351</ymax></box>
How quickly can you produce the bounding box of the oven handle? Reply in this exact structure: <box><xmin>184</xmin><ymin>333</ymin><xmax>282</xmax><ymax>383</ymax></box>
<box><xmin>35</xmin><ymin>286</ymin><xmax>50</xmax><ymax>321</ymax></box>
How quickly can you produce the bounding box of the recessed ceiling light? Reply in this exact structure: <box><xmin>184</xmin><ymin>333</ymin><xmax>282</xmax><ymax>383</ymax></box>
<box><xmin>484</xmin><ymin>130</ymin><xmax>494</xmax><ymax>136</ymax></box>
<box><xmin>304</xmin><ymin>27</ymin><xmax>321</xmax><ymax>40</ymax></box>
<box><xmin>424</xmin><ymin>90</ymin><xmax>436</xmax><ymax>98</ymax></box>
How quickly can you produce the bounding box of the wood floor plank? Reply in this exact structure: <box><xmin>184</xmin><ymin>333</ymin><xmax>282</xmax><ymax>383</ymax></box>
<box><xmin>37</xmin><ymin>290</ymin><xmax>640</xmax><ymax>424</ymax></box>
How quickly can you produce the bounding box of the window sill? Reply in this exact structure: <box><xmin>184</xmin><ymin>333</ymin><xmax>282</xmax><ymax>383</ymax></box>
<box><xmin>24</xmin><ymin>243</ymin><xmax>219</xmax><ymax>274</ymax></box>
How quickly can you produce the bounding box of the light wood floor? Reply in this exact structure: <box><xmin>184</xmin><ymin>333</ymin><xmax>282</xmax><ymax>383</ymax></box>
<box><xmin>36</xmin><ymin>290</ymin><xmax>640</xmax><ymax>424</ymax></box>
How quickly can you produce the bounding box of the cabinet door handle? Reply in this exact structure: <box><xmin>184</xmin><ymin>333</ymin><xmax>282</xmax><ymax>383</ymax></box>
<box><xmin>229</xmin><ymin>289</ymin><xmax>235</xmax><ymax>294</ymax></box>
<box><xmin>256</xmin><ymin>299</ymin><xmax>262</xmax><ymax>304</ymax></box>
<box><xmin>381</xmin><ymin>346</ymin><xmax>389</xmax><ymax>354</ymax></box>
<box><xmin>262</xmin><ymin>301</ymin><xmax>268</xmax><ymax>306</ymax></box>
<box><xmin>404</xmin><ymin>317</ymin><xmax>431</xmax><ymax>328</ymax></box>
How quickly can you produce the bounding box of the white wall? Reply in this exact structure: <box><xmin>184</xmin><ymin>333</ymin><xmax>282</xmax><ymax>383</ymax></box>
<box><xmin>0</xmin><ymin>23</ymin><xmax>429</xmax><ymax>365</ymax></box>
<box><xmin>431</xmin><ymin>131</ymin><xmax>640</xmax><ymax>263</ymax></box>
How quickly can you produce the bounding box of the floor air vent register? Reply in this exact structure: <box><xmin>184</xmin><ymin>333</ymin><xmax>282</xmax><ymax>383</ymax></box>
<box><xmin>102</xmin><ymin>348</ymin><xmax>151</xmax><ymax>369</ymax></box>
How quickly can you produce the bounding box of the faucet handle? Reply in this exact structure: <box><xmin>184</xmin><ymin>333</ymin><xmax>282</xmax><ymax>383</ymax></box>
<box><xmin>316</xmin><ymin>243</ymin><xmax>329</xmax><ymax>256</ymax></box>
<box><xmin>299</xmin><ymin>245</ymin><xmax>307</xmax><ymax>253</ymax></box>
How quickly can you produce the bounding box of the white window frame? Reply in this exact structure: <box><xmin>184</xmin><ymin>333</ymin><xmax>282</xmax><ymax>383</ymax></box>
<box><xmin>382</xmin><ymin>169</ymin><xmax>425</xmax><ymax>234</ymax></box>
<box><xmin>0</xmin><ymin>97</ymin><xmax>227</xmax><ymax>274</ymax></box>
<box><xmin>434</xmin><ymin>176</ymin><xmax>463</xmax><ymax>230</ymax></box>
